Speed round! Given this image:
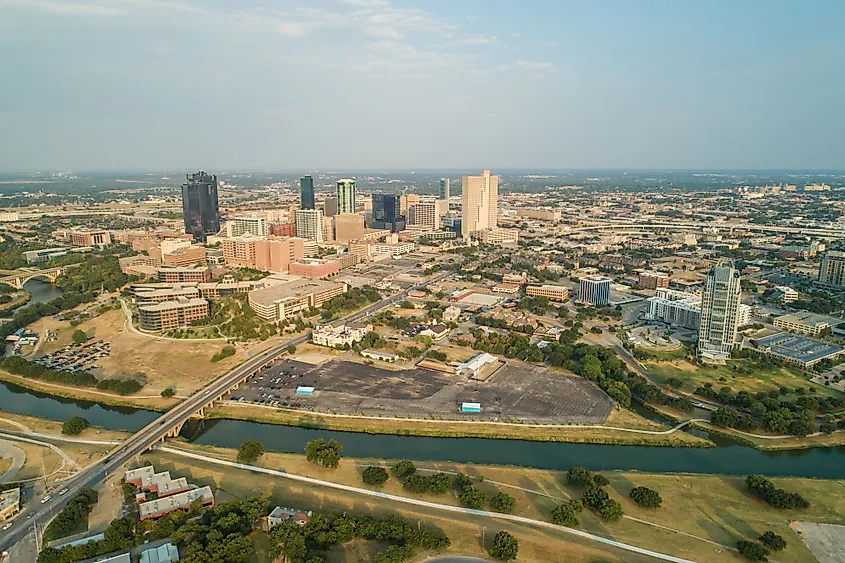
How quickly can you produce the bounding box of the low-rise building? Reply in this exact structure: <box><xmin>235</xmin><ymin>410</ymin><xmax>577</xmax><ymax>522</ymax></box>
<box><xmin>124</xmin><ymin>466</ymin><xmax>190</xmax><ymax>498</ymax></box>
<box><xmin>360</xmin><ymin>349</ymin><xmax>399</xmax><ymax>362</ymax></box>
<box><xmin>637</xmin><ymin>270</ymin><xmax>670</xmax><ymax>289</ymax></box>
<box><xmin>197</xmin><ymin>278</ymin><xmax>264</xmax><ymax>299</ymax></box>
<box><xmin>750</xmin><ymin>332</ymin><xmax>844</xmax><ymax>369</ymax></box>
<box><xmin>479</xmin><ymin>228</ymin><xmax>519</xmax><ymax>245</ymax></box>
<box><xmin>139</xmin><ymin>542</ymin><xmax>180</xmax><ymax>563</ymax></box>
<box><xmin>265</xmin><ymin>506</ymin><xmax>312</xmax><ymax>531</ymax></box>
<box><xmin>290</xmin><ymin>258</ymin><xmax>340</xmax><ymax>279</ymax></box>
<box><xmin>774</xmin><ymin>312</ymin><xmax>835</xmax><ymax>337</ymax></box>
<box><xmin>492</xmin><ymin>283</ymin><xmax>520</xmax><ymax>294</ymax></box>
<box><xmin>139</xmin><ymin>486</ymin><xmax>215</xmax><ymax>521</ymax></box>
<box><xmin>0</xmin><ymin>488</ymin><xmax>20</xmax><ymax>521</ymax></box>
<box><xmin>442</xmin><ymin>305</ymin><xmax>461</xmax><ymax>322</ymax></box>
<box><xmin>161</xmin><ymin>245</ymin><xmax>207</xmax><ymax>267</ymax></box>
<box><xmin>138</xmin><ymin>297</ymin><xmax>210</xmax><ymax>331</ymax></box>
<box><xmin>134</xmin><ymin>285</ymin><xmax>200</xmax><ymax>305</ymax></box>
<box><xmin>420</xmin><ymin>323</ymin><xmax>450</xmax><ymax>341</ymax></box>
<box><xmin>773</xmin><ymin>286</ymin><xmax>800</xmax><ymax>303</ymax></box>
<box><xmin>23</xmin><ymin>247</ymin><xmax>71</xmax><ymax>265</ymax></box>
<box><xmin>374</xmin><ymin>242</ymin><xmax>416</xmax><ymax>256</ymax></box>
<box><xmin>70</xmin><ymin>228</ymin><xmax>111</xmax><ymax>247</ymax></box>
<box><xmin>120</xmin><ymin>255</ymin><xmax>163</xmax><ymax>275</ymax></box>
<box><xmin>645</xmin><ymin>289</ymin><xmax>701</xmax><ymax>330</ymax></box>
<box><xmin>157</xmin><ymin>266</ymin><xmax>211</xmax><ymax>284</ymax></box>
<box><xmin>311</xmin><ymin>322</ymin><xmax>372</xmax><ymax>348</ymax></box>
<box><xmin>248</xmin><ymin>279</ymin><xmax>347</xmax><ymax>322</ymax></box>
<box><xmin>526</xmin><ymin>284</ymin><xmax>570</xmax><ymax>302</ymax></box>
<box><xmin>457</xmin><ymin>352</ymin><xmax>499</xmax><ymax>378</ymax></box>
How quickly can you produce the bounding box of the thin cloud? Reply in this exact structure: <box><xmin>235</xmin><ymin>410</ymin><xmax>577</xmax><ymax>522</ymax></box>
<box><xmin>457</xmin><ymin>35</ymin><xmax>498</xmax><ymax>46</ymax></box>
<box><xmin>493</xmin><ymin>59</ymin><xmax>555</xmax><ymax>72</ymax></box>
<box><xmin>543</xmin><ymin>40</ymin><xmax>562</xmax><ymax>47</ymax></box>
<box><xmin>3</xmin><ymin>0</ymin><xmax>124</xmax><ymax>16</ymax></box>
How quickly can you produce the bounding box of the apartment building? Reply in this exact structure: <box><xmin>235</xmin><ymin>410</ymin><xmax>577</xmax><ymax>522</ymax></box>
<box><xmin>311</xmin><ymin>322</ymin><xmax>372</xmax><ymax>348</ymax></box>
<box><xmin>479</xmin><ymin>228</ymin><xmax>519</xmax><ymax>245</ymax></box>
<box><xmin>637</xmin><ymin>270</ymin><xmax>670</xmax><ymax>289</ymax></box>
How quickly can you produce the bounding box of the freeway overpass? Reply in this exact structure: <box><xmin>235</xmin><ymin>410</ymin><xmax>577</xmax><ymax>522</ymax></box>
<box><xmin>568</xmin><ymin>221</ymin><xmax>845</xmax><ymax>238</ymax></box>
<box><xmin>0</xmin><ymin>272</ymin><xmax>450</xmax><ymax>554</ymax></box>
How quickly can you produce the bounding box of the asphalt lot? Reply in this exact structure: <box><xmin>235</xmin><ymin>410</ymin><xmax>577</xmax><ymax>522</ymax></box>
<box><xmin>232</xmin><ymin>357</ymin><xmax>613</xmax><ymax>423</ymax></box>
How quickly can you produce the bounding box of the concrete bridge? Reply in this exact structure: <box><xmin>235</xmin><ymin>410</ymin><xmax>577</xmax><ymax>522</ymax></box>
<box><xmin>0</xmin><ymin>266</ymin><xmax>69</xmax><ymax>290</ymax></box>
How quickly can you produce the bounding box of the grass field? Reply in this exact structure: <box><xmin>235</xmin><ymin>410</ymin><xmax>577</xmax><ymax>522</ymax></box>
<box><xmin>26</xmin><ymin>308</ymin><xmax>244</xmax><ymax>396</ymax></box>
<box><xmin>146</xmin><ymin>443</ymin><xmax>845</xmax><ymax>563</ymax></box>
<box><xmin>0</xmin><ymin>410</ymin><xmax>130</xmax><ymax>443</ymax></box>
<box><xmin>647</xmin><ymin>358</ymin><xmax>841</xmax><ymax>398</ymax></box>
<box><xmin>208</xmin><ymin>404</ymin><xmax>711</xmax><ymax>447</ymax></box>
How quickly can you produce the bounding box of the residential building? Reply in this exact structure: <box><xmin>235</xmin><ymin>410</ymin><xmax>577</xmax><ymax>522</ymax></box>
<box><xmin>266</xmin><ymin>507</ymin><xmax>312</xmax><ymax>531</ymax></box>
<box><xmin>270</xmin><ymin>222</ymin><xmax>296</xmax><ymax>237</ymax></box>
<box><xmin>440</xmin><ymin>178</ymin><xmax>450</xmax><ymax>201</ymax></box>
<box><xmin>157</xmin><ymin>266</ymin><xmax>211</xmax><ymax>283</ymax></box>
<box><xmin>248</xmin><ymin>279</ymin><xmax>347</xmax><ymax>322</ymax></box>
<box><xmin>420</xmin><ymin>323</ymin><xmax>450</xmax><ymax>341</ymax></box>
<box><xmin>578</xmin><ymin>276</ymin><xmax>611</xmax><ymax>306</ymax></box>
<box><xmin>479</xmin><ymin>228</ymin><xmax>518</xmax><ymax>245</ymax></box>
<box><xmin>139</xmin><ymin>542</ymin><xmax>180</xmax><ymax>563</ymax></box>
<box><xmin>645</xmin><ymin>290</ymin><xmax>701</xmax><ymax>330</ymax></box>
<box><xmin>336</xmin><ymin>179</ymin><xmax>357</xmax><ymax>214</ymax></box>
<box><xmin>290</xmin><ymin>258</ymin><xmax>340</xmax><ymax>278</ymax></box>
<box><xmin>818</xmin><ymin>251</ymin><xmax>845</xmax><ymax>289</ymax></box>
<box><xmin>295</xmin><ymin>209</ymin><xmax>324</xmax><ymax>243</ymax></box>
<box><xmin>124</xmin><ymin>466</ymin><xmax>190</xmax><ymax>498</ymax></box>
<box><xmin>0</xmin><ymin>212</ymin><xmax>19</xmax><ymax>222</ymax></box>
<box><xmin>311</xmin><ymin>322</ymin><xmax>372</xmax><ymax>348</ymax></box>
<box><xmin>408</xmin><ymin>202</ymin><xmax>440</xmax><ymax>230</ymax></box>
<box><xmin>736</xmin><ymin>304</ymin><xmax>753</xmax><ymax>328</ymax></box>
<box><xmin>637</xmin><ymin>270</ymin><xmax>670</xmax><ymax>289</ymax></box>
<box><xmin>119</xmin><ymin>255</ymin><xmax>162</xmax><ymax>275</ymax></box>
<box><xmin>222</xmin><ymin>235</ymin><xmax>260</xmax><ymax>268</ymax></box>
<box><xmin>137</xmin><ymin>297</ymin><xmax>210</xmax><ymax>331</ymax></box>
<box><xmin>334</xmin><ymin>213</ymin><xmax>365</xmax><ymax>243</ymax></box>
<box><xmin>774</xmin><ymin>312</ymin><xmax>836</xmax><ymax>337</ymax></box>
<box><xmin>461</xmin><ymin>169</ymin><xmax>498</xmax><ymax>239</ymax></box>
<box><xmin>70</xmin><ymin>228</ymin><xmax>111</xmax><ymax>247</ymax></box>
<box><xmin>300</xmin><ymin>175</ymin><xmax>315</xmax><ymax>210</ymax></box>
<box><xmin>227</xmin><ymin>216</ymin><xmax>268</xmax><ymax>238</ymax></box>
<box><xmin>0</xmin><ymin>488</ymin><xmax>20</xmax><ymax>521</ymax></box>
<box><xmin>139</xmin><ymin>486</ymin><xmax>215</xmax><ymax>520</ymax></box>
<box><xmin>182</xmin><ymin>171</ymin><xmax>220</xmax><ymax>240</ymax></box>
<box><xmin>526</xmin><ymin>284</ymin><xmax>570</xmax><ymax>302</ymax></box>
<box><xmin>698</xmin><ymin>263</ymin><xmax>742</xmax><ymax>359</ymax></box>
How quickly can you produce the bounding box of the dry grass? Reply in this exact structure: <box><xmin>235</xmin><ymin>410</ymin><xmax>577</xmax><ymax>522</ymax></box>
<box><xmin>0</xmin><ymin>410</ymin><xmax>130</xmax><ymax>443</ymax></box>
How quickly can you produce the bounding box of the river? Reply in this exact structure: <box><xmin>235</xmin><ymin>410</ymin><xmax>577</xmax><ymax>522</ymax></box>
<box><xmin>0</xmin><ymin>278</ymin><xmax>64</xmax><ymax>319</ymax></box>
<box><xmin>2</xmin><ymin>380</ymin><xmax>845</xmax><ymax>478</ymax></box>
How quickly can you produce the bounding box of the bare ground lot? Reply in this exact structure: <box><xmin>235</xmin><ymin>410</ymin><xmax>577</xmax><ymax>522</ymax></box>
<box><xmin>792</xmin><ymin>522</ymin><xmax>845</xmax><ymax>563</ymax></box>
<box><xmin>232</xmin><ymin>358</ymin><xmax>613</xmax><ymax>424</ymax></box>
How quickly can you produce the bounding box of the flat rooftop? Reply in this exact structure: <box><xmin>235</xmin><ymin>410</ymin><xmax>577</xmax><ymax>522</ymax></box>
<box><xmin>776</xmin><ymin>311</ymin><xmax>842</xmax><ymax>327</ymax></box>
<box><xmin>137</xmin><ymin>297</ymin><xmax>207</xmax><ymax>312</ymax></box>
<box><xmin>248</xmin><ymin>279</ymin><xmax>345</xmax><ymax>307</ymax></box>
<box><xmin>755</xmin><ymin>332</ymin><xmax>844</xmax><ymax>363</ymax></box>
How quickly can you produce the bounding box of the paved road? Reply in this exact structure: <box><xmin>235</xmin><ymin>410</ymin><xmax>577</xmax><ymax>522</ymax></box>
<box><xmin>0</xmin><ymin>274</ymin><xmax>448</xmax><ymax>554</ymax></box>
<box><xmin>0</xmin><ymin>440</ymin><xmax>25</xmax><ymax>484</ymax></box>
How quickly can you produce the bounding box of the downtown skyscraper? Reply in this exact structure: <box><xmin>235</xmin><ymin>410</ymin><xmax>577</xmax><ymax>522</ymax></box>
<box><xmin>300</xmin><ymin>175</ymin><xmax>315</xmax><ymax>210</ymax></box>
<box><xmin>698</xmin><ymin>262</ymin><xmax>742</xmax><ymax>359</ymax></box>
<box><xmin>181</xmin><ymin>171</ymin><xmax>220</xmax><ymax>241</ymax></box>
<box><xmin>461</xmin><ymin>170</ymin><xmax>498</xmax><ymax>239</ymax></box>
<box><xmin>440</xmin><ymin>178</ymin><xmax>450</xmax><ymax>201</ymax></box>
<box><xmin>336</xmin><ymin>179</ymin><xmax>357</xmax><ymax>214</ymax></box>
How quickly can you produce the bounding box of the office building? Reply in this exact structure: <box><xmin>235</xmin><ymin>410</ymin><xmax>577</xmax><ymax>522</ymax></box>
<box><xmin>295</xmin><ymin>209</ymin><xmax>324</xmax><ymax>243</ymax></box>
<box><xmin>70</xmin><ymin>228</ymin><xmax>111</xmax><ymax>247</ymax></box>
<box><xmin>334</xmin><ymin>213</ymin><xmax>365</xmax><ymax>243</ymax></box>
<box><xmin>290</xmin><ymin>258</ymin><xmax>340</xmax><ymax>279</ymax></box>
<box><xmin>160</xmin><ymin>245</ymin><xmax>206</xmax><ymax>267</ymax></box>
<box><xmin>227</xmin><ymin>217</ymin><xmax>268</xmax><ymax>238</ymax></box>
<box><xmin>818</xmin><ymin>251</ymin><xmax>845</xmax><ymax>289</ymax></box>
<box><xmin>637</xmin><ymin>270</ymin><xmax>670</xmax><ymax>289</ymax></box>
<box><xmin>408</xmin><ymin>203</ymin><xmax>440</xmax><ymax>230</ymax></box>
<box><xmin>23</xmin><ymin>247</ymin><xmax>72</xmax><ymax>265</ymax></box>
<box><xmin>526</xmin><ymin>285</ymin><xmax>570</xmax><ymax>302</ymax></box>
<box><xmin>248</xmin><ymin>279</ymin><xmax>347</xmax><ymax>322</ymax></box>
<box><xmin>461</xmin><ymin>169</ymin><xmax>499</xmax><ymax>239</ymax></box>
<box><xmin>181</xmin><ymin>171</ymin><xmax>220</xmax><ymax>240</ymax></box>
<box><xmin>119</xmin><ymin>255</ymin><xmax>162</xmax><ymax>275</ymax></box>
<box><xmin>439</xmin><ymin>178</ymin><xmax>450</xmax><ymax>201</ymax></box>
<box><xmin>157</xmin><ymin>266</ymin><xmax>211</xmax><ymax>284</ymax></box>
<box><xmin>336</xmin><ymin>179</ymin><xmax>357</xmax><ymax>214</ymax></box>
<box><xmin>374</xmin><ymin>242</ymin><xmax>415</xmax><ymax>256</ymax></box>
<box><xmin>400</xmin><ymin>194</ymin><xmax>420</xmax><ymax>216</ymax></box>
<box><xmin>0</xmin><ymin>488</ymin><xmax>20</xmax><ymax>521</ymax></box>
<box><xmin>479</xmin><ymin>228</ymin><xmax>518</xmax><ymax>245</ymax></box>
<box><xmin>323</xmin><ymin>197</ymin><xmax>338</xmax><ymax>217</ymax></box>
<box><xmin>125</xmin><ymin>466</ymin><xmax>189</xmax><ymax>498</ymax></box>
<box><xmin>138</xmin><ymin>297</ymin><xmax>210</xmax><ymax>331</ymax></box>
<box><xmin>578</xmin><ymin>276</ymin><xmax>611</xmax><ymax>306</ymax></box>
<box><xmin>515</xmin><ymin>208</ymin><xmax>560</xmax><ymax>221</ymax></box>
<box><xmin>300</xmin><ymin>175</ymin><xmax>315</xmax><ymax>210</ymax></box>
<box><xmin>698</xmin><ymin>263</ymin><xmax>741</xmax><ymax>359</ymax></box>
<box><xmin>751</xmin><ymin>332</ymin><xmax>843</xmax><ymax>370</ymax></box>
<box><xmin>372</xmin><ymin>194</ymin><xmax>404</xmax><ymax>232</ymax></box>
<box><xmin>774</xmin><ymin>312</ymin><xmax>836</xmax><ymax>337</ymax></box>
<box><xmin>255</xmin><ymin>238</ymin><xmax>306</xmax><ymax>273</ymax></box>
<box><xmin>222</xmin><ymin>235</ymin><xmax>260</xmax><ymax>268</ymax></box>
<box><xmin>134</xmin><ymin>285</ymin><xmax>200</xmax><ymax>305</ymax></box>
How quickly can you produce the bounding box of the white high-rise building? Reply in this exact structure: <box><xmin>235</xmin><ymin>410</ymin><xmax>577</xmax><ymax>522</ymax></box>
<box><xmin>698</xmin><ymin>262</ymin><xmax>741</xmax><ymax>359</ymax></box>
<box><xmin>336</xmin><ymin>179</ymin><xmax>357</xmax><ymax>214</ymax></box>
<box><xmin>227</xmin><ymin>216</ymin><xmax>268</xmax><ymax>238</ymax></box>
<box><xmin>295</xmin><ymin>209</ymin><xmax>324</xmax><ymax>243</ymax></box>
<box><xmin>461</xmin><ymin>170</ymin><xmax>498</xmax><ymax>239</ymax></box>
<box><xmin>578</xmin><ymin>276</ymin><xmax>611</xmax><ymax>306</ymax></box>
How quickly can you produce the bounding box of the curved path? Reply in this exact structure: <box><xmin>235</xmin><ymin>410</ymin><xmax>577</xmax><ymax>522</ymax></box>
<box><xmin>0</xmin><ymin>439</ymin><xmax>25</xmax><ymax>483</ymax></box>
<box><xmin>119</xmin><ymin>298</ymin><xmax>229</xmax><ymax>342</ymax></box>
<box><xmin>160</xmin><ymin>446</ymin><xmax>694</xmax><ymax>563</ymax></box>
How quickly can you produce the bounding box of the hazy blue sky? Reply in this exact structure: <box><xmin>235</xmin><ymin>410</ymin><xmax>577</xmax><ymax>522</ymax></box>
<box><xmin>1</xmin><ymin>0</ymin><xmax>844</xmax><ymax>171</ymax></box>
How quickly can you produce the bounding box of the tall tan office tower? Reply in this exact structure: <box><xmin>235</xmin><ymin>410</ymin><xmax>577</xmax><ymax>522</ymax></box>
<box><xmin>461</xmin><ymin>169</ymin><xmax>498</xmax><ymax>239</ymax></box>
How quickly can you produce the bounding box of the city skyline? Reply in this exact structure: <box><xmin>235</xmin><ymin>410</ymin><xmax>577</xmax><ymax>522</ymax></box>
<box><xmin>2</xmin><ymin>0</ymin><xmax>845</xmax><ymax>171</ymax></box>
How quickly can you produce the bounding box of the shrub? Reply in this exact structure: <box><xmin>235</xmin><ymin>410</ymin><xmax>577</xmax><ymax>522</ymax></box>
<box><xmin>160</xmin><ymin>387</ymin><xmax>175</xmax><ymax>397</ymax></box>
<box><xmin>629</xmin><ymin>486</ymin><xmax>662</xmax><ymax>508</ymax></box>
<box><xmin>72</xmin><ymin>329</ymin><xmax>88</xmax><ymax>344</ymax></box>
<box><xmin>62</xmin><ymin>416</ymin><xmax>89</xmax><ymax>436</ymax></box>
<box><xmin>287</xmin><ymin>345</ymin><xmax>297</xmax><ymax>354</ymax></box>
<box><xmin>211</xmin><ymin>345</ymin><xmax>237</xmax><ymax>363</ymax></box>
<box><xmin>237</xmin><ymin>440</ymin><xmax>264</xmax><ymax>464</ymax></box>
<box><xmin>362</xmin><ymin>466</ymin><xmax>389</xmax><ymax>486</ymax></box>
<box><xmin>403</xmin><ymin>475</ymin><xmax>430</xmax><ymax>494</ymax></box>
<box><xmin>745</xmin><ymin>475</ymin><xmax>809</xmax><ymax>509</ymax></box>
<box><xmin>567</xmin><ymin>466</ymin><xmax>592</xmax><ymax>485</ymax></box>
<box><xmin>737</xmin><ymin>540</ymin><xmax>769</xmax><ymax>562</ymax></box>
<box><xmin>551</xmin><ymin>500</ymin><xmax>583</xmax><ymax>526</ymax></box>
<box><xmin>758</xmin><ymin>531</ymin><xmax>786</xmax><ymax>551</ymax></box>
<box><xmin>391</xmin><ymin>460</ymin><xmax>416</xmax><ymax>478</ymax></box>
<box><xmin>490</xmin><ymin>492</ymin><xmax>516</xmax><ymax>514</ymax></box>
<box><xmin>487</xmin><ymin>531</ymin><xmax>518</xmax><ymax>561</ymax></box>
<box><xmin>598</xmin><ymin>499</ymin><xmax>624</xmax><ymax>521</ymax></box>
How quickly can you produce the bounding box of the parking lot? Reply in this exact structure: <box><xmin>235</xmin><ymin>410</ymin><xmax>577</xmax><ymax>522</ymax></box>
<box><xmin>231</xmin><ymin>357</ymin><xmax>613</xmax><ymax>424</ymax></box>
<box><xmin>34</xmin><ymin>339</ymin><xmax>111</xmax><ymax>374</ymax></box>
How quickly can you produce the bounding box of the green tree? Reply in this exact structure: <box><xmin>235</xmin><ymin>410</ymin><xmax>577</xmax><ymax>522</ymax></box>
<box><xmin>490</xmin><ymin>492</ymin><xmax>516</xmax><ymax>514</ymax></box>
<box><xmin>304</xmin><ymin>438</ymin><xmax>343</xmax><ymax>468</ymax></box>
<box><xmin>629</xmin><ymin>486</ymin><xmax>662</xmax><ymax>508</ymax></box>
<box><xmin>62</xmin><ymin>416</ymin><xmax>89</xmax><ymax>436</ymax></box>
<box><xmin>459</xmin><ymin>486</ymin><xmax>486</xmax><ymax>509</ymax></box>
<box><xmin>72</xmin><ymin>329</ymin><xmax>88</xmax><ymax>344</ymax></box>
<box><xmin>592</xmin><ymin>474</ymin><xmax>610</xmax><ymax>487</ymax></box>
<box><xmin>551</xmin><ymin>500</ymin><xmax>583</xmax><ymax>526</ymax></box>
<box><xmin>567</xmin><ymin>466</ymin><xmax>593</xmax><ymax>486</ymax></box>
<box><xmin>391</xmin><ymin>460</ymin><xmax>416</xmax><ymax>478</ymax></box>
<box><xmin>737</xmin><ymin>540</ymin><xmax>769</xmax><ymax>562</ymax></box>
<box><xmin>237</xmin><ymin>440</ymin><xmax>265</xmax><ymax>464</ymax></box>
<box><xmin>287</xmin><ymin>345</ymin><xmax>297</xmax><ymax>354</ymax></box>
<box><xmin>362</xmin><ymin>466</ymin><xmax>389</xmax><ymax>486</ymax></box>
<box><xmin>488</xmin><ymin>531</ymin><xmax>519</xmax><ymax>561</ymax></box>
<box><xmin>758</xmin><ymin>531</ymin><xmax>786</xmax><ymax>551</ymax></box>
<box><xmin>160</xmin><ymin>387</ymin><xmax>175</xmax><ymax>397</ymax></box>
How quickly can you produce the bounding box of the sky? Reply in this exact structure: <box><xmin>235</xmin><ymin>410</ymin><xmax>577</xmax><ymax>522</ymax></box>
<box><xmin>1</xmin><ymin>0</ymin><xmax>844</xmax><ymax>172</ymax></box>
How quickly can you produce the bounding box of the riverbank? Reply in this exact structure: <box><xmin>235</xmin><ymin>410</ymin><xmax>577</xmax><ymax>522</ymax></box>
<box><xmin>147</xmin><ymin>440</ymin><xmax>845</xmax><ymax>563</ymax></box>
<box><xmin>206</xmin><ymin>403</ymin><xmax>713</xmax><ymax>447</ymax></box>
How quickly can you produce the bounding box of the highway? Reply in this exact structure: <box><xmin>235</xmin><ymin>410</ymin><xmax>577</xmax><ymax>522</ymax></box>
<box><xmin>0</xmin><ymin>272</ymin><xmax>449</xmax><ymax>554</ymax></box>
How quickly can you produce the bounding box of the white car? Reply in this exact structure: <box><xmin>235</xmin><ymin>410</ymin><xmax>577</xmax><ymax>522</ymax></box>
<box><xmin>58</xmin><ymin>488</ymin><xmax>69</xmax><ymax>496</ymax></box>
<box><xmin>40</xmin><ymin>495</ymin><xmax>52</xmax><ymax>504</ymax></box>
<box><xmin>2</xmin><ymin>522</ymin><xmax>11</xmax><ymax>531</ymax></box>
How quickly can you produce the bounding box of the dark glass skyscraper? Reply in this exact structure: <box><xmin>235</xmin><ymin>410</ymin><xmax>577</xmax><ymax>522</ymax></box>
<box><xmin>181</xmin><ymin>171</ymin><xmax>220</xmax><ymax>241</ymax></box>
<box><xmin>372</xmin><ymin>194</ymin><xmax>404</xmax><ymax>232</ymax></box>
<box><xmin>300</xmin><ymin>175</ymin><xmax>315</xmax><ymax>210</ymax></box>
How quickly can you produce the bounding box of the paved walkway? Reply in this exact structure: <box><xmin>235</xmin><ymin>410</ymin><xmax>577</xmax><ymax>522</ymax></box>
<box><xmin>160</xmin><ymin>446</ymin><xmax>695</xmax><ymax>563</ymax></box>
<box><xmin>0</xmin><ymin>439</ymin><xmax>26</xmax><ymax>483</ymax></box>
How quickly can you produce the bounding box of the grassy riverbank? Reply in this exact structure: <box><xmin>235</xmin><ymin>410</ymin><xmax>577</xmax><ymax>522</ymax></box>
<box><xmin>206</xmin><ymin>404</ymin><xmax>713</xmax><ymax>447</ymax></box>
<box><xmin>146</xmin><ymin>441</ymin><xmax>845</xmax><ymax>563</ymax></box>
